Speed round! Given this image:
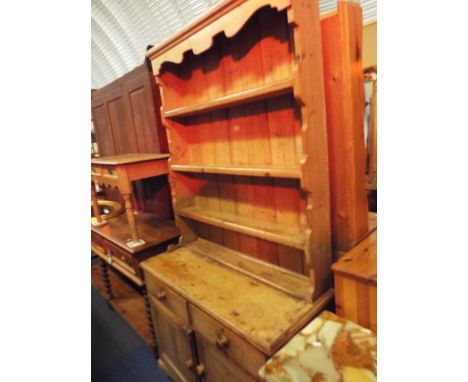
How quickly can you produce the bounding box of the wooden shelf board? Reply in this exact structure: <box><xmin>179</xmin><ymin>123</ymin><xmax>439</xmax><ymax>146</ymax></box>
<box><xmin>91</xmin><ymin>153</ymin><xmax>170</xmax><ymax>166</ymax></box>
<box><xmin>177</xmin><ymin>206</ymin><xmax>306</xmax><ymax>250</ymax></box>
<box><xmin>191</xmin><ymin>238</ymin><xmax>312</xmax><ymax>302</ymax></box>
<box><xmin>91</xmin><ymin>262</ymin><xmax>154</xmax><ymax>346</ymax></box>
<box><xmin>163</xmin><ymin>78</ymin><xmax>293</xmax><ymax>118</ymax></box>
<box><xmin>91</xmin><ymin>212</ymin><xmax>180</xmax><ymax>254</ymax></box>
<box><xmin>170</xmin><ymin>164</ymin><xmax>301</xmax><ymax>178</ymax></box>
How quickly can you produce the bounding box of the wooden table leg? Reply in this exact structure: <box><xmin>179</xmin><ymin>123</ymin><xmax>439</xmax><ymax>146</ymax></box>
<box><xmin>91</xmin><ymin>182</ymin><xmax>107</xmax><ymax>227</ymax></box>
<box><xmin>142</xmin><ymin>286</ymin><xmax>159</xmax><ymax>359</ymax></box>
<box><xmin>100</xmin><ymin>258</ymin><xmax>114</xmax><ymax>305</ymax></box>
<box><xmin>122</xmin><ymin>193</ymin><xmax>145</xmax><ymax>248</ymax></box>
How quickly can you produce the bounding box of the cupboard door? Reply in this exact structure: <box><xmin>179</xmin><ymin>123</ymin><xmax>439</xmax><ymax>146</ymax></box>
<box><xmin>190</xmin><ymin>304</ymin><xmax>266</xmax><ymax>378</ymax></box>
<box><xmin>196</xmin><ymin>335</ymin><xmax>257</xmax><ymax>382</ymax></box>
<box><xmin>151</xmin><ymin>297</ymin><xmax>197</xmax><ymax>382</ymax></box>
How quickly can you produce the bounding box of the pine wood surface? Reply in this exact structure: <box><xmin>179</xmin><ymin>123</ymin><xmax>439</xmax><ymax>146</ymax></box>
<box><xmin>164</xmin><ymin>78</ymin><xmax>293</xmax><ymax>118</ymax></box>
<box><xmin>91</xmin><ymin>213</ymin><xmax>180</xmax><ymax>254</ymax></box>
<box><xmin>186</xmin><ymin>238</ymin><xmax>312</xmax><ymax>301</ymax></box>
<box><xmin>332</xmin><ymin>230</ymin><xmax>377</xmax><ymax>331</ymax></box>
<box><xmin>141</xmin><ymin>247</ymin><xmax>326</xmax><ymax>354</ymax></box>
<box><xmin>177</xmin><ymin>206</ymin><xmax>307</xmax><ymax>250</ymax></box>
<box><xmin>367</xmin><ymin>77</ymin><xmax>377</xmax><ymax>191</ymax></box>
<box><xmin>146</xmin><ymin>0</ymin><xmax>291</xmax><ymax>74</ymax></box>
<box><xmin>195</xmin><ymin>335</ymin><xmax>258</xmax><ymax>382</ymax></box>
<box><xmin>91</xmin><ymin>154</ymin><xmax>175</xmax><ymax>246</ymax></box>
<box><xmin>91</xmin><ymin>262</ymin><xmax>154</xmax><ymax>346</ymax></box>
<box><xmin>332</xmin><ymin>230</ymin><xmax>377</xmax><ymax>284</ymax></box>
<box><xmin>91</xmin><ymin>153</ymin><xmax>170</xmax><ymax>166</ymax></box>
<box><xmin>144</xmin><ymin>0</ymin><xmax>336</xmax><ymax>379</ymax></box>
<box><xmin>150</xmin><ymin>298</ymin><xmax>196</xmax><ymax>382</ymax></box>
<box><xmin>170</xmin><ymin>164</ymin><xmax>301</xmax><ymax>179</ymax></box>
<box><xmin>368</xmin><ymin>211</ymin><xmax>377</xmax><ymax>233</ymax></box>
<box><xmin>321</xmin><ymin>1</ymin><xmax>369</xmax><ymax>252</ymax></box>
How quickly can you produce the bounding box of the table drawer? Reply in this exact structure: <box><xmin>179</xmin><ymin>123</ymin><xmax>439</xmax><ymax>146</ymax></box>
<box><xmin>189</xmin><ymin>304</ymin><xmax>266</xmax><ymax>379</ymax></box>
<box><xmin>146</xmin><ymin>275</ymin><xmax>190</xmax><ymax>326</ymax></box>
<box><xmin>107</xmin><ymin>242</ymin><xmax>136</xmax><ymax>275</ymax></box>
<box><xmin>91</xmin><ymin>231</ymin><xmax>107</xmax><ymax>259</ymax></box>
<box><xmin>91</xmin><ymin>232</ymin><xmax>104</xmax><ymax>254</ymax></box>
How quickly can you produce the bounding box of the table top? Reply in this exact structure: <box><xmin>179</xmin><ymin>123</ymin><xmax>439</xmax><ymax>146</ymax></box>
<box><xmin>259</xmin><ymin>310</ymin><xmax>377</xmax><ymax>382</ymax></box>
<box><xmin>91</xmin><ymin>153</ymin><xmax>170</xmax><ymax>166</ymax></box>
<box><xmin>332</xmin><ymin>230</ymin><xmax>377</xmax><ymax>284</ymax></box>
<box><xmin>91</xmin><ymin>213</ymin><xmax>180</xmax><ymax>254</ymax></box>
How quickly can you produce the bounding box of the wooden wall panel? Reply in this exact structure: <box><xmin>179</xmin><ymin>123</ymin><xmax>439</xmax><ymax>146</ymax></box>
<box><xmin>92</xmin><ymin>104</ymin><xmax>116</xmax><ymax>156</ymax></box>
<box><xmin>108</xmin><ymin>97</ymin><xmax>138</xmax><ymax>153</ymax></box>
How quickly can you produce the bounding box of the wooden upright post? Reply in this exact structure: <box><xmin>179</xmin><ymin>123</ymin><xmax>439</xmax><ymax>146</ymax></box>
<box><xmin>321</xmin><ymin>1</ymin><xmax>369</xmax><ymax>254</ymax></box>
<box><xmin>290</xmin><ymin>0</ymin><xmax>333</xmax><ymax>299</ymax></box>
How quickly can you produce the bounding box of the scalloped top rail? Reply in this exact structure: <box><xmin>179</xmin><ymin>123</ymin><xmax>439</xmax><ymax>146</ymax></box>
<box><xmin>146</xmin><ymin>0</ymin><xmax>291</xmax><ymax>74</ymax></box>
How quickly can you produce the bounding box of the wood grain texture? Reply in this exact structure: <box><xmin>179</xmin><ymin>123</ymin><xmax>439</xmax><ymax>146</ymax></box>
<box><xmin>321</xmin><ymin>1</ymin><xmax>369</xmax><ymax>252</ymax></box>
<box><xmin>92</xmin><ymin>63</ymin><xmax>167</xmax><ymax>156</ymax></box>
<box><xmin>141</xmin><ymin>248</ymin><xmax>316</xmax><ymax>354</ymax></box>
<box><xmin>91</xmin><ymin>153</ymin><xmax>169</xmax><ymax>166</ymax></box>
<box><xmin>332</xmin><ymin>229</ymin><xmax>377</xmax><ymax>332</ymax></box>
<box><xmin>147</xmin><ymin>0</ymin><xmax>291</xmax><ymax>73</ymax></box>
<box><xmin>366</xmin><ymin>77</ymin><xmax>377</xmax><ymax>191</ymax></box>
<box><xmin>288</xmin><ymin>0</ymin><xmax>332</xmax><ymax>299</ymax></box>
<box><xmin>146</xmin><ymin>1</ymin><xmax>333</xmax><ymax>380</ymax></box>
<box><xmin>92</xmin><ymin>155</ymin><xmax>176</xmax><ymax>246</ymax></box>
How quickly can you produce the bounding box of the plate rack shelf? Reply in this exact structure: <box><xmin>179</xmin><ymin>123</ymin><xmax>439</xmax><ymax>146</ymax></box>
<box><xmin>148</xmin><ymin>0</ymin><xmax>332</xmax><ymax>301</ymax></box>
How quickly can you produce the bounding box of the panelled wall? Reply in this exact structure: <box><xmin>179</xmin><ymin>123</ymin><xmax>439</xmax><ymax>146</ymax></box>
<box><xmin>91</xmin><ymin>62</ymin><xmax>173</xmax><ymax>219</ymax></box>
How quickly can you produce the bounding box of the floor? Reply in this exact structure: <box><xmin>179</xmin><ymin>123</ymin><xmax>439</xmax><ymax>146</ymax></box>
<box><xmin>91</xmin><ymin>286</ymin><xmax>170</xmax><ymax>382</ymax></box>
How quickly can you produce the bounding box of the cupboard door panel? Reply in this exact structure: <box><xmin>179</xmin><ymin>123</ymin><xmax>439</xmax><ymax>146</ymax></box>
<box><xmin>196</xmin><ymin>336</ymin><xmax>257</xmax><ymax>382</ymax></box>
<box><xmin>108</xmin><ymin>96</ymin><xmax>138</xmax><ymax>153</ymax></box>
<box><xmin>151</xmin><ymin>298</ymin><xmax>197</xmax><ymax>382</ymax></box>
<box><xmin>92</xmin><ymin>103</ymin><xmax>116</xmax><ymax>156</ymax></box>
<box><xmin>146</xmin><ymin>276</ymin><xmax>190</xmax><ymax>326</ymax></box>
<box><xmin>190</xmin><ymin>304</ymin><xmax>266</xmax><ymax>379</ymax></box>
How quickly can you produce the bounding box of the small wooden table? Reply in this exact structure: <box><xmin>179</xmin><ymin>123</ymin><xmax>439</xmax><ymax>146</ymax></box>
<box><xmin>91</xmin><ymin>153</ymin><xmax>180</xmax><ymax>358</ymax></box>
<box><xmin>259</xmin><ymin>311</ymin><xmax>377</xmax><ymax>382</ymax></box>
<box><xmin>91</xmin><ymin>153</ymin><xmax>171</xmax><ymax>247</ymax></box>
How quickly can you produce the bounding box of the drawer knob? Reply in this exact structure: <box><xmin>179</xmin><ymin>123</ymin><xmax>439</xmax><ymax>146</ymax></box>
<box><xmin>185</xmin><ymin>359</ymin><xmax>193</xmax><ymax>369</ymax></box>
<box><xmin>216</xmin><ymin>334</ymin><xmax>229</xmax><ymax>349</ymax></box>
<box><xmin>157</xmin><ymin>291</ymin><xmax>166</xmax><ymax>300</ymax></box>
<box><xmin>196</xmin><ymin>364</ymin><xmax>205</xmax><ymax>376</ymax></box>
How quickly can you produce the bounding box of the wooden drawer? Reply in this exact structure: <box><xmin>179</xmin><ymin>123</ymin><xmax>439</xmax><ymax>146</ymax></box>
<box><xmin>197</xmin><ymin>337</ymin><xmax>257</xmax><ymax>382</ymax></box>
<box><xmin>146</xmin><ymin>276</ymin><xmax>190</xmax><ymax>326</ymax></box>
<box><xmin>107</xmin><ymin>242</ymin><xmax>136</xmax><ymax>275</ymax></box>
<box><xmin>91</xmin><ymin>232</ymin><xmax>104</xmax><ymax>254</ymax></box>
<box><xmin>189</xmin><ymin>304</ymin><xmax>266</xmax><ymax>379</ymax></box>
